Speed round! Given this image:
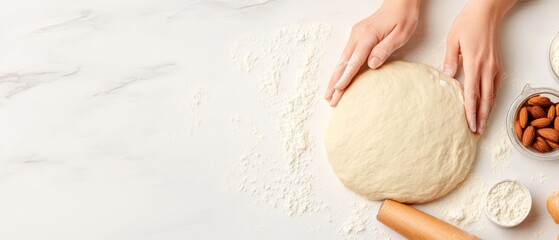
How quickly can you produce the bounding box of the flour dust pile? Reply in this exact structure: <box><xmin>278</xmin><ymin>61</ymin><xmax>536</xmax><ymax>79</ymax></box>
<box><xmin>480</xmin><ymin>127</ymin><xmax>512</xmax><ymax>177</ymax></box>
<box><xmin>231</xmin><ymin>23</ymin><xmax>332</xmax><ymax>216</ymax></box>
<box><xmin>432</xmin><ymin>174</ymin><xmax>487</xmax><ymax>227</ymax></box>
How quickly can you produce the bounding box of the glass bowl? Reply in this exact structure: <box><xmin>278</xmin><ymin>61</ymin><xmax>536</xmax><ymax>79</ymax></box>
<box><xmin>506</xmin><ymin>83</ymin><xmax>559</xmax><ymax>161</ymax></box>
<box><xmin>549</xmin><ymin>32</ymin><xmax>559</xmax><ymax>82</ymax></box>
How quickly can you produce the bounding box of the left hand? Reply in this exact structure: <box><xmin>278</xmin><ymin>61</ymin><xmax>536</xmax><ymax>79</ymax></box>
<box><xmin>442</xmin><ymin>0</ymin><xmax>515</xmax><ymax>135</ymax></box>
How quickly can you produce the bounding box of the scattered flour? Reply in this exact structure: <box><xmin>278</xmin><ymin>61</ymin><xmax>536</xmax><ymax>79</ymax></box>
<box><xmin>230</xmin><ymin>22</ymin><xmax>332</xmax><ymax>216</ymax></box>
<box><xmin>339</xmin><ymin>199</ymin><xmax>393</xmax><ymax>240</ymax></box>
<box><xmin>188</xmin><ymin>87</ymin><xmax>208</xmax><ymax>135</ymax></box>
<box><xmin>486</xmin><ymin>180</ymin><xmax>531</xmax><ymax>226</ymax></box>
<box><xmin>550</xmin><ymin>33</ymin><xmax>559</xmax><ymax>78</ymax></box>
<box><xmin>192</xmin><ymin>87</ymin><xmax>207</xmax><ymax>106</ymax></box>
<box><xmin>230</xmin><ymin>22</ymin><xmax>394</xmax><ymax>240</ymax></box>
<box><xmin>534</xmin><ymin>230</ymin><xmax>544</xmax><ymax>238</ymax></box>
<box><xmin>432</xmin><ymin>175</ymin><xmax>487</xmax><ymax>227</ymax></box>
<box><xmin>192</xmin><ymin>87</ymin><xmax>207</xmax><ymax>126</ymax></box>
<box><xmin>481</xmin><ymin>127</ymin><xmax>512</xmax><ymax>176</ymax></box>
<box><xmin>531</xmin><ymin>171</ymin><xmax>548</xmax><ymax>184</ymax></box>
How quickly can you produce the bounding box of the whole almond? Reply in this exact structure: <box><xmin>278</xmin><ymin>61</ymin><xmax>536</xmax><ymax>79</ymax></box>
<box><xmin>555</xmin><ymin>117</ymin><xmax>559</xmax><ymax>131</ymax></box>
<box><xmin>530</xmin><ymin>106</ymin><xmax>547</xmax><ymax>119</ymax></box>
<box><xmin>528</xmin><ymin>96</ymin><xmax>553</xmax><ymax>106</ymax></box>
<box><xmin>547</xmin><ymin>139</ymin><xmax>559</xmax><ymax>149</ymax></box>
<box><xmin>533</xmin><ymin>137</ymin><xmax>552</xmax><ymax>153</ymax></box>
<box><xmin>556</xmin><ymin>103</ymin><xmax>559</xmax><ymax>117</ymax></box>
<box><xmin>550</xmin><ymin>105</ymin><xmax>557</xmax><ymax>119</ymax></box>
<box><xmin>519</xmin><ymin>107</ymin><xmax>528</xmax><ymax>128</ymax></box>
<box><xmin>537</xmin><ymin>128</ymin><xmax>559</xmax><ymax>142</ymax></box>
<box><xmin>515</xmin><ymin>120</ymin><xmax>523</xmax><ymax>140</ymax></box>
<box><xmin>522</xmin><ymin>126</ymin><xmax>536</xmax><ymax>147</ymax></box>
<box><xmin>531</xmin><ymin>118</ymin><xmax>552</xmax><ymax>128</ymax></box>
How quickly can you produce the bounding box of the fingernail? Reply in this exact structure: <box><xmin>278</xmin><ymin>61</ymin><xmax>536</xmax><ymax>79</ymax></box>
<box><xmin>469</xmin><ymin>118</ymin><xmax>477</xmax><ymax>133</ymax></box>
<box><xmin>330</xmin><ymin>90</ymin><xmax>342</xmax><ymax>107</ymax></box>
<box><xmin>442</xmin><ymin>64</ymin><xmax>454</xmax><ymax>77</ymax></box>
<box><xmin>334</xmin><ymin>79</ymin><xmax>345</xmax><ymax>90</ymax></box>
<box><xmin>369</xmin><ymin>57</ymin><xmax>381</xmax><ymax>69</ymax></box>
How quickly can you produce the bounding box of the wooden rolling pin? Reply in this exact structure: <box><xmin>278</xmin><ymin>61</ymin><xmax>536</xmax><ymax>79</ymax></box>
<box><xmin>377</xmin><ymin>199</ymin><xmax>479</xmax><ymax>240</ymax></box>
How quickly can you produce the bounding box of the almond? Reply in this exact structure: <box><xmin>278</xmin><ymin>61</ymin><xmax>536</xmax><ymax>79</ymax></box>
<box><xmin>550</xmin><ymin>105</ymin><xmax>557</xmax><ymax>119</ymax></box>
<box><xmin>522</xmin><ymin>126</ymin><xmax>536</xmax><ymax>147</ymax></box>
<box><xmin>531</xmin><ymin>118</ymin><xmax>552</xmax><ymax>128</ymax></box>
<box><xmin>533</xmin><ymin>137</ymin><xmax>552</xmax><ymax>153</ymax></box>
<box><xmin>515</xmin><ymin>120</ymin><xmax>523</xmax><ymax>140</ymax></box>
<box><xmin>555</xmin><ymin>117</ymin><xmax>559</xmax><ymax>131</ymax></box>
<box><xmin>519</xmin><ymin>107</ymin><xmax>528</xmax><ymax>128</ymax></box>
<box><xmin>537</xmin><ymin>128</ymin><xmax>559</xmax><ymax>142</ymax></box>
<box><xmin>530</xmin><ymin>106</ymin><xmax>547</xmax><ymax>119</ymax></box>
<box><xmin>547</xmin><ymin>139</ymin><xmax>559</xmax><ymax>149</ymax></box>
<box><xmin>556</xmin><ymin>103</ymin><xmax>559</xmax><ymax>117</ymax></box>
<box><xmin>528</xmin><ymin>96</ymin><xmax>553</xmax><ymax>106</ymax></box>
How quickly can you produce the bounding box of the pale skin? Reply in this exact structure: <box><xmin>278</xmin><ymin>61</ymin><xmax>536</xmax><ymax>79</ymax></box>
<box><xmin>325</xmin><ymin>0</ymin><xmax>517</xmax><ymax>135</ymax></box>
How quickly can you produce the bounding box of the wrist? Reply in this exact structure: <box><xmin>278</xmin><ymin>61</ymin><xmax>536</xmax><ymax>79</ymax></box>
<box><xmin>382</xmin><ymin>0</ymin><xmax>421</xmax><ymax>13</ymax></box>
<box><xmin>468</xmin><ymin>0</ymin><xmax>516</xmax><ymax>21</ymax></box>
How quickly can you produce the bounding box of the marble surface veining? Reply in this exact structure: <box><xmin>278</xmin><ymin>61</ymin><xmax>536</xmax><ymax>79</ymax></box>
<box><xmin>1</xmin><ymin>0</ymin><xmax>559</xmax><ymax>239</ymax></box>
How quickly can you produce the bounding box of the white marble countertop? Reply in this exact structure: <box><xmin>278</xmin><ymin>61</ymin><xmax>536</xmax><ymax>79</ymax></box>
<box><xmin>1</xmin><ymin>0</ymin><xmax>558</xmax><ymax>239</ymax></box>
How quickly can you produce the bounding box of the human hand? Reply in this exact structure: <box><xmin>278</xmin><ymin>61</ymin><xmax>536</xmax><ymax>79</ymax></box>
<box><xmin>325</xmin><ymin>0</ymin><xmax>421</xmax><ymax>107</ymax></box>
<box><xmin>442</xmin><ymin>0</ymin><xmax>516</xmax><ymax>134</ymax></box>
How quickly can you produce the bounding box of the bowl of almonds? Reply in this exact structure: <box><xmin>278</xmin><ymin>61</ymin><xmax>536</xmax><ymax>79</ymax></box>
<box><xmin>507</xmin><ymin>84</ymin><xmax>559</xmax><ymax>160</ymax></box>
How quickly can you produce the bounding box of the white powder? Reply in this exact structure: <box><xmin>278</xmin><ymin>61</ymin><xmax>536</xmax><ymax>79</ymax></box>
<box><xmin>539</xmin><ymin>171</ymin><xmax>547</xmax><ymax>183</ymax></box>
<box><xmin>230</xmin><ymin>22</ymin><xmax>332</xmax><ymax>216</ymax></box>
<box><xmin>551</xmin><ymin>33</ymin><xmax>559</xmax><ymax>78</ymax></box>
<box><xmin>188</xmin><ymin>87</ymin><xmax>208</xmax><ymax>135</ymax></box>
<box><xmin>192</xmin><ymin>87</ymin><xmax>207</xmax><ymax>106</ymax></box>
<box><xmin>531</xmin><ymin>171</ymin><xmax>547</xmax><ymax>184</ymax></box>
<box><xmin>230</xmin><ymin>22</ymin><xmax>395</xmax><ymax>239</ymax></box>
<box><xmin>480</xmin><ymin>127</ymin><xmax>512</xmax><ymax>176</ymax></box>
<box><xmin>433</xmin><ymin>175</ymin><xmax>487</xmax><ymax>227</ymax></box>
<box><xmin>486</xmin><ymin>181</ymin><xmax>531</xmax><ymax>226</ymax></box>
<box><xmin>192</xmin><ymin>87</ymin><xmax>207</xmax><ymax>126</ymax></box>
<box><xmin>338</xmin><ymin>198</ymin><xmax>393</xmax><ymax>240</ymax></box>
<box><xmin>534</xmin><ymin>230</ymin><xmax>544</xmax><ymax>238</ymax></box>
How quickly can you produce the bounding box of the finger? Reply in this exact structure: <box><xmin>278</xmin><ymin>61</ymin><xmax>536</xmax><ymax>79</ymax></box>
<box><xmin>330</xmin><ymin>89</ymin><xmax>346</xmax><ymax>107</ymax></box>
<box><xmin>494</xmin><ymin>71</ymin><xmax>502</xmax><ymax>96</ymax></box>
<box><xmin>367</xmin><ymin>31</ymin><xmax>405</xmax><ymax>69</ymax></box>
<box><xmin>333</xmin><ymin>43</ymin><xmax>373</xmax><ymax>90</ymax></box>
<box><xmin>493</xmin><ymin>60</ymin><xmax>503</xmax><ymax>96</ymax></box>
<box><xmin>325</xmin><ymin>41</ymin><xmax>356</xmax><ymax>101</ymax></box>
<box><xmin>477</xmin><ymin>69</ymin><xmax>497</xmax><ymax>135</ymax></box>
<box><xmin>442</xmin><ymin>38</ymin><xmax>460</xmax><ymax>77</ymax></box>
<box><xmin>463</xmin><ymin>60</ymin><xmax>481</xmax><ymax>133</ymax></box>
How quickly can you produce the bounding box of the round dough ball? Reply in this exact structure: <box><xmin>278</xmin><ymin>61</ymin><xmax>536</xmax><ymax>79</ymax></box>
<box><xmin>325</xmin><ymin>61</ymin><xmax>478</xmax><ymax>203</ymax></box>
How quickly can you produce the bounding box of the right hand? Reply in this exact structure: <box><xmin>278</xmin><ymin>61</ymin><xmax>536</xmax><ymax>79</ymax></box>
<box><xmin>325</xmin><ymin>0</ymin><xmax>421</xmax><ymax>107</ymax></box>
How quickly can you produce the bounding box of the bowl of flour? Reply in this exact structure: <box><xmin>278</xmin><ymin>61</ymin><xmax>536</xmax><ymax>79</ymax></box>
<box><xmin>485</xmin><ymin>180</ymin><xmax>532</xmax><ymax>228</ymax></box>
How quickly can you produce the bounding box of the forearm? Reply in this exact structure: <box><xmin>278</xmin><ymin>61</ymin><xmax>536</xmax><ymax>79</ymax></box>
<box><xmin>466</xmin><ymin>0</ymin><xmax>516</xmax><ymax>22</ymax></box>
<box><xmin>381</xmin><ymin>0</ymin><xmax>421</xmax><ymax>14</ymax></box>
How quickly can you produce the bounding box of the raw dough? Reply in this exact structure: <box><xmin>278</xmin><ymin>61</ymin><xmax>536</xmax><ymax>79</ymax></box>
<box><xmin>325</xmin><ymin>61</ymin><xmax>478</xmax><ymax>203</ymax></box>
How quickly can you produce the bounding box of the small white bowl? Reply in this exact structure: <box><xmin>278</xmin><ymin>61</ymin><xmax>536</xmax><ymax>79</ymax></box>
<box><xmin>484</xmin><ymin>180</ymin><xmax>532</xmax><ymax>228</ymax></box>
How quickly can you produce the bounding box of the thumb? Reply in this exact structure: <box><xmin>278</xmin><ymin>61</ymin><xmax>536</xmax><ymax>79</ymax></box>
<box><xmin>442</xmin><ymin>39</ymin><xmax>459</xmax><ymax>77</ymax></box>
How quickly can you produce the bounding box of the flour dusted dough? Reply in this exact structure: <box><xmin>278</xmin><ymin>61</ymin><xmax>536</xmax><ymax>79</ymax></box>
<box><xmin>325</xmin><ymin>61</ymin><xmax>478</xmax><ymax>203</ymax></box>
